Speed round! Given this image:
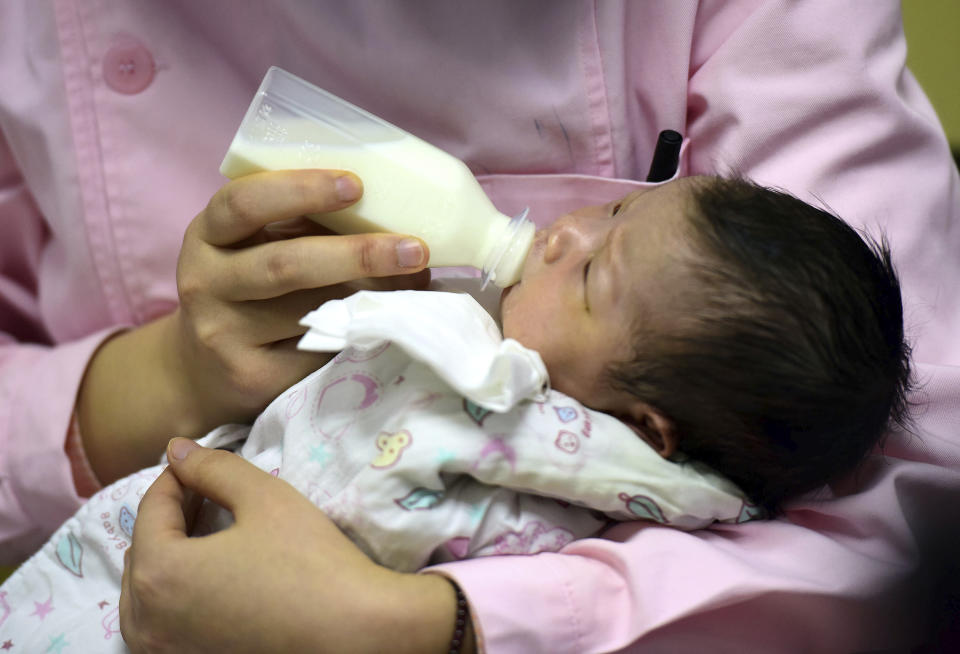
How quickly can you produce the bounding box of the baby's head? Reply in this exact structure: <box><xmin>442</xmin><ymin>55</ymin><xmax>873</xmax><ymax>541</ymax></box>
<box><xmin>501</xmin><ymin>176</ymin><xmax>911</xmax><ymax>512</ymax></box>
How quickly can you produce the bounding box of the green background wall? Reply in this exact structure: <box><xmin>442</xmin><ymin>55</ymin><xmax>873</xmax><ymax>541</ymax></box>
<box><xmin>903</xmin><ymin>0</ymin><xmax>960</xmax><ymax>153</ymax></box>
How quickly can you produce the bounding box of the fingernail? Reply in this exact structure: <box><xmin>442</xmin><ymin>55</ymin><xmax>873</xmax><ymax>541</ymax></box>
<box><xmin>335</xmin><ymin>174</ymin><xmax>361</xmax><ymax>202</ymax></box>
<box><xmin>396</xmin><ymin>238</ymin><xmax>425</xmax><ymax>268</ymax></box>
<box><xmin>169</xmin><ymin>438</ymin><xmax>199</xmax><ymax>461</ymax></box>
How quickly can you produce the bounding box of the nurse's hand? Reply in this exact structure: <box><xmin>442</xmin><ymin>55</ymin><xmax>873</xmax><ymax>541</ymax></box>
<box><xmin>119</xmin><ymin>439</ymin><xmax>468</xmax><ymax>654</ymax></box>
<box><xmin>171</xmin><ymin>169</ymin><xmax>429</xmax><ymax>430</ymax></box>
<box><xmin>77</xmin><ymin>170</ymin><xmax>429</xmax><ymax>483</ymax></box>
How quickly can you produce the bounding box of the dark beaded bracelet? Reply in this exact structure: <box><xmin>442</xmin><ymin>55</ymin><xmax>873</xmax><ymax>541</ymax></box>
<box><xmin>448</xmin><ymin>582</ymin><xmax>469</xmax><ymax>654</ymax></box>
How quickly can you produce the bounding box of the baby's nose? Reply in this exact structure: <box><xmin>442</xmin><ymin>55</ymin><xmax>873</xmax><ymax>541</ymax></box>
<box><xmin>543</xmin><ymin>217</ymin><xmax>582</xmax><ymax>263</ymax></box>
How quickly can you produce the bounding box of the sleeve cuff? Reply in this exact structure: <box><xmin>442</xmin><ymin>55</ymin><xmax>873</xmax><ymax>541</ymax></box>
<box><xmin>425</xmin><ymin>551</ymin><xmax>626</xmax><ymax>654</ymax></box>
<box><xmin>0</xmin><ymin>326</ymin><xmax>125</xmax><ymax>560</ymax></box>
<box><xmin>63</xmin><ymin>410</ymin><xmax>103</xmax><ymax>498</ymax></box>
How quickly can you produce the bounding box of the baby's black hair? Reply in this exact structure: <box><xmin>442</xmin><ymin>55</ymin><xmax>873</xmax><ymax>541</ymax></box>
<box><xmin>608</xmin><ymin>176</ymin><xmax>912</xmax><ymax>513</ymax></box>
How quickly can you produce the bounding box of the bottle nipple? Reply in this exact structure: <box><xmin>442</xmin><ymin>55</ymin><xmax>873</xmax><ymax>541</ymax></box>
<box><xmin>481</xmin><ymin>208</ymin><xmax>535</xmax><ymax>289</ymax></box>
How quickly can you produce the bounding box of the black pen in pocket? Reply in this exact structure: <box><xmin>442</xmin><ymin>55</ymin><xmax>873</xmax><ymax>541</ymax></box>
<box><xmin>645</xmin><ymin>129</ymin><xmax>683</xmax><ymax>182</ymax></box>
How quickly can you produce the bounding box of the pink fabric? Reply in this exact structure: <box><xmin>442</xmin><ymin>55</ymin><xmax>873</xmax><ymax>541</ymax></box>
<box><xmin>0</xmin><ymin>0</ymin><xmax>957</xmax><ymax>650</ymax></box>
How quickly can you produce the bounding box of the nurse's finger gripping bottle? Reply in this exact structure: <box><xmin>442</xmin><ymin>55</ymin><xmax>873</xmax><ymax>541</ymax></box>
<box><xmin>220</xmin><ymin>67</ymin><xmax>534</xmax><ymax>288</ymax></box>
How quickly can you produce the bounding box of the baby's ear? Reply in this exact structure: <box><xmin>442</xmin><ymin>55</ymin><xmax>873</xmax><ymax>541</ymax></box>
<box><xmin>620</xmin><ymin>402</ymin><xmax>678</xmax><ymax>458</ymax></box>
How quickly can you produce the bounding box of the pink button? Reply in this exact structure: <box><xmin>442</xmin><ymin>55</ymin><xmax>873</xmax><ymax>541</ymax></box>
<box><xmin>102</xmin><ymin>38</ymin><xmax>155</xmax><ymax>95</ymax></box>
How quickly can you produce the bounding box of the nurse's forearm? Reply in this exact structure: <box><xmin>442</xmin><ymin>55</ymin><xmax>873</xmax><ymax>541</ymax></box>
<box><xmin>76</xmin><ymin>312</ymin><xmax>201</xmax><ymax>483</ymax></box>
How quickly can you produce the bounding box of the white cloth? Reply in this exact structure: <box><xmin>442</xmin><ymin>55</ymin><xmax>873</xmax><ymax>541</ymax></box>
<box><xmin>298</xmin><ymin>287</ymin><xmax>548</xmax><ymax>412</ymax></box>
<box><xmin>0</xmin><ymin>289</ymin><xmax>751</xmax><ymax>650</ymax></box>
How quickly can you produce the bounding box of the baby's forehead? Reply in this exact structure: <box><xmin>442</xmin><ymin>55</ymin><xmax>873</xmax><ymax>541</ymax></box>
<box><xmin>613</xmin><ymin>180</ymin><xmax>706</xmax><ymax>324</ymax></box>
<box><xmin>616</xmin><ymin>178</ymin><xmax>702</xmax><ymax>239</ymax></box>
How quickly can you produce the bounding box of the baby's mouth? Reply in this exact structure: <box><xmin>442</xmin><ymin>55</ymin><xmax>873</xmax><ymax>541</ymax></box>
<box><xmin>513</xmin><ymin>230</ymin><xmax>548</xmax><ymax>279</ymax></box>
<box><xmin>531</xmin><ymin>229</ymin><xmax>549</xmax><ymax>255</ymax></box>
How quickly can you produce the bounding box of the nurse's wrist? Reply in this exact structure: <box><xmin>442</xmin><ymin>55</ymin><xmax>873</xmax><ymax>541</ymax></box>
<box><xmin>370</xmin><ymin>571</ymin><xmax>478</xmax><ymax>654</ymax></box>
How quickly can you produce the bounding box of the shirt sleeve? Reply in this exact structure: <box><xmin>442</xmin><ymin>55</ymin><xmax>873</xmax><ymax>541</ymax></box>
<box><xmin>431</xmin><ymin>1</ymin><xmax>960</xmax><ymax>651</ymax></box>
<box><xmin>0</xmin><ymin>130</ymin><xmax>116</xmax><ymax>563</ymax></box>
<box><xmin>684</xmin><ymin>0</ymin><xmax>960</xmax><ymax>365</ymax></box>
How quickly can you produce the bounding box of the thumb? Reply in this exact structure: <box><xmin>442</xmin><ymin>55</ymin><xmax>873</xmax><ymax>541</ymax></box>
<box><xmin>165</xmin><ymin>438</ymin><xmax>275</xmax><ymax>519</ymax></box>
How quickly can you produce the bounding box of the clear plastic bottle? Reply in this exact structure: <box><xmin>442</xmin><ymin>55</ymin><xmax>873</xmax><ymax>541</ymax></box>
<box><xmin>220</xmin><ymin>67</ymin><xmax>534</xmax><ymax>288</ymax></box>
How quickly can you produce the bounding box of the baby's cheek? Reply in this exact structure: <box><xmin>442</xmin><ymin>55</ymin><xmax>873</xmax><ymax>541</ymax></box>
<box><xmin>549</xmin><ymin>366</ymin><xmax>597</xmax><ymax>403</ymax></box>
<box><xmin>501</xmin><ymin>302</ymin><xmax>535</xmax><ymax>344</ymax></box>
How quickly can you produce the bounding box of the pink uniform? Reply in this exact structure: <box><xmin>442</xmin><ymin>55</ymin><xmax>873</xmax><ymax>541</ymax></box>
<box><xmin>1</xmin><ymin>2</ymin><xmax>957</xmax><ymax>651</ymax></box>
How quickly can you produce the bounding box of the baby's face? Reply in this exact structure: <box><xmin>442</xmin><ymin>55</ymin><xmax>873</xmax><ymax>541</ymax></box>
<box><xmin>500</xmin><ymin>177</ymin><xmax>699</xmax><ymax>414</ymax></box>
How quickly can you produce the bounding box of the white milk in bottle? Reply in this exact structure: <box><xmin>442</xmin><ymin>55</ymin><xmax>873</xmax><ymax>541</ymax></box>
<box><xmin>220</xmin><ymin>67</ymin><xmax>533</xmax><ymax>288</ymax></box>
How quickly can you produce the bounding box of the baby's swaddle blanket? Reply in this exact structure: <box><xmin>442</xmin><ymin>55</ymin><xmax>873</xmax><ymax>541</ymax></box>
<box><xmin>0</xmin><ymin>289</ymin><xmax>756</xmax><ymax>650</ymax></box>
<box><xmin>286</xmin><ymin>290</ymin><xmax>756</xmax><ymax>569</ymax></box>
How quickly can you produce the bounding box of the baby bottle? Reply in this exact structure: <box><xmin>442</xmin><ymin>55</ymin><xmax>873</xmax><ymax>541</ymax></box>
<box><xmin>220</xmin><ymin>66</ymin><xmax>534</xmax><ymax>288</ymax></box>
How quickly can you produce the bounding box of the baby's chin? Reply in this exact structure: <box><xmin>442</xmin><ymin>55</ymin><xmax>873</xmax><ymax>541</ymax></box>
<box><xmin>498</xmin><ymin>283</ymin><xmax>520</xmax><ymax>327</ymax></box>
